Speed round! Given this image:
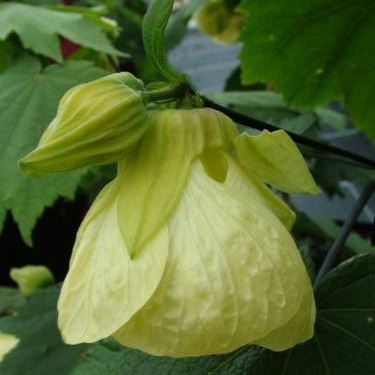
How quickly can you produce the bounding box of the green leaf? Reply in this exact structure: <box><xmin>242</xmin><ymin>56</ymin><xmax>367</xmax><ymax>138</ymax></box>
<box><xmin>0</xmin><ymin>57</ymin><xmax>106</xmax><ymax>244</ymax></box>
<box><xmin>165</xmin><ymin>0</ymin><xmax>202</xmax><ymax>50</ymax></box>
<box><xmin>206</xmin><ymin>91</ymin><xmax>344</xmax><ymax>134</ymax></box>
<box><xmin>214</xmin><ymin>254</ymin><xmax>375</xmax><ymax>374</ymax></box>
<box><xmin>0</xmin><ymin>288</ymin><xmax>25</xmax><ymax>317</ymax></box>
<box><xmin>299</xmin><ymin>245</ymin><xmax>316</xmax><ymax>282</ymax></box>
<box><xmin>239</xmin><ymin>0</ymin><xmax>375</xmax><ymax>143</ymax></box>
<box><xmin>0</xmin><ymin>3</ymin><xmax>124</xmax><ymax>62</ymax></box>
<box><xmin>0</xmin><ymin>201</ymin><xmax>6</xmax><ymax>234</ymax></box>
<box><xmin>70</xmin><ymin>338</ymin><xmax>249</xmax><ymax>375</ymax></box>
<box><xmin>0</xmin><ymin>286</ymin><xmax>88</xmax><ymax>375</ymax></box>
<box><xmin>143</xmin><ymin>0</ymin><xmax>179</xmax><ymax>81</ymax></box>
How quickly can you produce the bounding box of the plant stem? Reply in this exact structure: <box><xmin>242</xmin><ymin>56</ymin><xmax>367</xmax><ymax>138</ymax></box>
<box><xmin>314</xmin><ymin>180</ymin><xmax>375</xmax><ymax>289</ymax></box>
<box><xmin>203</xmin><ymin>97</ymin><xmax>375</xmax><ymax>169</ymax></box>
<box><xmin>142</xmin><ymin>83</ymin><xmax>189</xmax><ymax>103</ymax></box>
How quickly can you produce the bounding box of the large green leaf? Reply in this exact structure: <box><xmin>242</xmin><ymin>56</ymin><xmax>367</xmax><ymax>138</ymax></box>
<box><xmin>239</xmin><ymin>0</ymin><xmax>375</xmax><ymax>143</ymax></box>
<box><xmin>0</xmin><ymin>286</ymin><xmax>88</xmax><ymax>375</ymax></box>
<box><xmin>70</xmin><ymin>339</ymin><xmax>248</xmax><ymax>375</ymax></box>
<box><xmin>0</xmin><ymin>57</ymin><xmax>106</xmax><ymax>244</ymax></box>
<box><xmin>0</xmin><ymin>288</ymin><xmax>25</xmax><ymax>317</ymax></box>
<box><xmin>142</xmin><ymin>0</ymin><xmax>179</xmax><ymax>81</ymax></box>
<box><xmin>0</xmin><ymin>3</ymin><xmax>124</xmax><ymax>62</ymax></box>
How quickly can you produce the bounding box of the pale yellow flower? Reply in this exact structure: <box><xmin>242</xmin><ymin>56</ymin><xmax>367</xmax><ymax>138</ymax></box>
<box><xmin>57</xmin><ymin>108</ymin><xmax>318</xmax><ymax>357</ymax></box>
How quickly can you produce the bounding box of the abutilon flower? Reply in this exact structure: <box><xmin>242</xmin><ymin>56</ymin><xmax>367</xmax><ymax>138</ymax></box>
<box><xmin>55</xmin><ymin>108</ymin><xmax>319</xmax><ymax>357</ymax></box>
<box><xmin>19</xmin><ymin>72</ymin><xmax>148</xmax><ymax>175</ymax></box>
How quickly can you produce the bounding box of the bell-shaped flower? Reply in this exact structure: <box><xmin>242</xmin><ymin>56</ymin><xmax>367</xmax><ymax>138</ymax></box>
<box><xmin>19</xmin><ymin>72</ymin><xmax>148</xmax><ymax>176</ymax></box>
<box><xmin>57</xmin><ymin>108</ymin><xmax>319</xmax><ymax>357</ymax></box>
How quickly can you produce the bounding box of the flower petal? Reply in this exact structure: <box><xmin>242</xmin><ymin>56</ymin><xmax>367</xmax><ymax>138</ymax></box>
<box><xmin>57</xmin><ymin>174</ymin><xmax>169</xmax><ymax>344</ymax></box>
<box><xmin>223</xmin><ymin>153</ymin><xmax>296</xmax><ymax>230</ymax></box>
<box><xmin>254</xmin><ymin>271</ymin><xmax>316</xmax><ymax>351</ymax></box>
<box><xmin>234</xmin><ymin>130</ymin><xmax>320</xmax><ymax>194</ymax></box>
<box><xmin>117</xmin><ymin>108</ymin><xmax>238</xmax><ymax>256</ymax></box>
<box><xmin>113</xmin><ymin>159</ymin><xmax>315</xmax><ymax>357</ymax></box>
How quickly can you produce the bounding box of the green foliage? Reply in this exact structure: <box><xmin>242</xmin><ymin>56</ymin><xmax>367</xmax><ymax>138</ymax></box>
<box><xmin>0</xmin><ymin>3</ymin><xmax>123</xmax><ymax>62</ymax></box>
<box><xmin>239</xmin><ymin>0</ymin><xmax>375</xmax><ymax>143</ymax></box>
<box><xmin>0</xmin><ymin>57</ymin><xmax>106</xmax><ymax>244</ymax></box>
<box><xmin>206</xmin><ymin>91</ymin><xmax>346</xmax><ymax>133</ymax></box>
<box><xmin>142</xmin><ymin>0</ymin><xmax>179</xmax><ymax>81</ymax></box>
<box><xmin>165</xmin><ymin>0</ymin><xmax>202</xmax><ymax>50</ymax></box>
<box><xmin>0</xmin><ymin>288</ymin><xmax>25</xmax><ymax>317</ymax></box>
<box><xmin>314</xmin><ymin>217</ymin><xmax>375</xmax><ymax>256</ymax></box>
<box><xmin>0</xmin><ymin>286</ymin><xmax>88</xmax><ymax>375</ymax></box>
<box><xmin>70</xmin><ymin>339</ymin><xmax>244</xmax><ymax>375</ymax></box>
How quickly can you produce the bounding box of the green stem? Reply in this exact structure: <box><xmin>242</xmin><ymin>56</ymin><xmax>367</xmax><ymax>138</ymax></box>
<box><xmin>142</xmin><ymin>83</ymin><xmax>189</xmax><ymax>104</ymax></box>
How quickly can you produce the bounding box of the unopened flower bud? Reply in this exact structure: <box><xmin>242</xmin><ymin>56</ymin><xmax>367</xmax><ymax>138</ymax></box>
<box><xmin>19</xmin><ymin>73</ymin><xmax>148</xmax><ymax>176</ymax></box>
<box><xmin>10</xmin><ymin>265</ymin><xmax>55</xmax><ymax>295</ymax></box>
<box><xmin>194</xmin><ymin>0</ymin><xmax>244</xmax><ymax>44</ymax></box>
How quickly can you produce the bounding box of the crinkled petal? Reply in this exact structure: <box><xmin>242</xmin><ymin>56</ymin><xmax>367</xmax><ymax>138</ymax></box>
<box><xmin>57</xmin><ymin>174</ymin><xmax>169</xmax><ymax>344</ymax></box>
<box><xmin>234</xmin><ymin>130</ymin><xmax>320</xmax><ymax>194</ymax></box>
<box><xmin>254</xmin><ymin>270</ymin><xmax>316</xmax><ymax>351</ymax></box>
<box><xmin>113</xmin><ymin>159</ymin><xmax>315</xmax><ymax>357</ymax></box>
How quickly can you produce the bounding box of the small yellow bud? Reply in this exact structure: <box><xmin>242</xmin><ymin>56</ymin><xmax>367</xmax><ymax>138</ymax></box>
<box><xmin>194</xmin><ymin>0</ymin><xmax>244</xmax><ymax>44</ymax></box>
<box><xmin>10</xmin><ymin>265</ymin><xmax>54</xmax><ymax>295</ymax></box>
<box><xmin>19</xmin><ymin>73</ymin><xmax>148</xmax><ymax>176</ymax></box>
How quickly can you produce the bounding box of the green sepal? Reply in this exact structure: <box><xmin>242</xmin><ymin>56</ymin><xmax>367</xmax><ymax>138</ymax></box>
<box><xmin>117</xmin><ymin>108</ymin><xmax>238</xmax><ymax>257</ymax></box>
<box><xmin>233</xmin><ymin>130</ymin><xmax>320</xmax><ymax>194</ymax></box>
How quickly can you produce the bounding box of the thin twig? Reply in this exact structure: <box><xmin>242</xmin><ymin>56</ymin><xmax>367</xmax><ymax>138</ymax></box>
<box><xmin>203</xmin><ymin>97</ymin><xmax>375</xmax><ymax>169</ymax></box>
<box><xmin>314</xmin><ymin>180</ymin><xmax>375</xmax><ymax>289</ymax></box>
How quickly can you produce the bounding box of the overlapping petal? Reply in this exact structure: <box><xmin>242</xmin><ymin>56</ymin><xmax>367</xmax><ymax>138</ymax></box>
<box><xmin>113</xmin><ymin>157</ymin><xmax>315</xmax><ymax>357</ymax></box>
<box><xmin>234</xmin><ymin>130</ymin><xmax>320</xmax><ymax>194</ymax></box>
<box><xmin>117</xmin><ymin>109</ymin><xmax>238</xmax><ymax>256</ymax></box>
<box><xmin>57</xmin><ymin>169</ymin><xmax>169</xmax><ymax>344</ymax></box>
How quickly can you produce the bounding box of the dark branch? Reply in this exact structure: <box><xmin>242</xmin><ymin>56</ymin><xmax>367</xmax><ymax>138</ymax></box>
<box><xmin>203</xmin><ymin>97</ymin><xmax>375</xmax><ymax>169</ymax></box>
<box><xmin>314</xmin><ymin>180</ymin><xmax>375</xmax><ymax>289</ymax></box>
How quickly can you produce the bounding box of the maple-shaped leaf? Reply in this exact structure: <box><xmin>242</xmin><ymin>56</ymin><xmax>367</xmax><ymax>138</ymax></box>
<box><xmin>0</xmin><ymin>56</ymin><xmax>106</xmax><ymax>244</ymax></box>
<box><xmin>0</xmin><ymin>3</ymin><xmax>125</xmax><ymax>62</ymax></box>
<box><xmin>239</xmin><ymin>0</ymin><xmax>375</xmax><ymax>143</ymax></box>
